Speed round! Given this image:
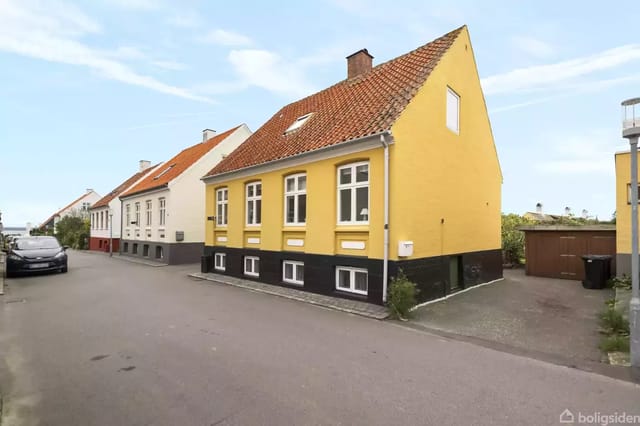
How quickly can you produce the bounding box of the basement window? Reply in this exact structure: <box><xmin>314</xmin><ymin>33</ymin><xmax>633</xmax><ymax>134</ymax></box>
<box><xmin>284</xmin><ymin>113</ymin><xmax>313</xmax><ymax>134</ymax></box>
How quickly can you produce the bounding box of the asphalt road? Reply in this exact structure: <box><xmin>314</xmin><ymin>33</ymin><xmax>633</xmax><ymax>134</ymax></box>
<box><xmin>1</xmin><ymin>251</ymin><xmax>639</xmax><ymax>426</ymax></box>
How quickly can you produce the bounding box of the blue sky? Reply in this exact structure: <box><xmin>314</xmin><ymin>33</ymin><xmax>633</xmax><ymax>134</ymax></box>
<box><xmin>1</xmin><ymin>0</ymin><xmax>639</xmax><ymax>227</ymax></box>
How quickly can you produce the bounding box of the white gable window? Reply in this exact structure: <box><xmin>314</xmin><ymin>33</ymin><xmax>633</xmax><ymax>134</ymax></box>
<box><xmin>285</xmin><ymin>113</ymin><xmax>313</xmax><ymax>134</ymax></box>
<box><xmin>246</xmin><ymin>182</ymin><xmax>262</xmax><ymax>226</ymax></box>
<box><xmin>284</xmin><ymin>174</ymin><xmax>306</xmax><ymax>225</ymax></box>
<box><xmin>337</xmin><ymin>162</ymin><xmax>369</xmax><ymax>225</ymax></box>
<box><xmin>216</xmin><ymin>188</ymin><xmax>228</xmax><ymax>226</ymax></box>
<box><xmin>446</xmin><ymin>87</ymin><xmax>460</xmax><ymax>134</ymax></box>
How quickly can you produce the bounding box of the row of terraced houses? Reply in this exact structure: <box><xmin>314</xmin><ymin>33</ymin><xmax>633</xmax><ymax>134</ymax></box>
<box><xmin>50</xmin><ymin>26</ymin><xmax>508</xmax><ymax>305</ymax></box>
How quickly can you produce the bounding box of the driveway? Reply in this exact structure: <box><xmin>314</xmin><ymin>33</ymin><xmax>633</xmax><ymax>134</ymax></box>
<box><xmin>411</xmin><ymin>269</ymin><xmax>613</xmax><ymax>366</ymax></box>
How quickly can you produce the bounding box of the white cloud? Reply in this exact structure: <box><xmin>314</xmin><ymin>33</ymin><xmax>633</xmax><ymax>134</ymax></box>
<box><xmin>0</xmin><ymin>0</ymin><xmax>210</xmax><ymax>103</ymax></box>
<box><xmin>534</xmin><ymin>130</ymin><xmax>626</xmax><ymax>175</ymax></box>
<box><xmin>150</xmin><ymin>60</ymin><xmax>188</xmax><ymax>71</ymax></box>
<box><xmin>481</xmin><ymin>44</ymin><xmax>640</xmax><ymax>96</ymax></box>
<box><xmin>102</xmin><ymin>0</ymin><xmax>161</xmax><ymax>10</ymax></box>
<box><xmin>166</xmin><ymin>11</ymin><xmax>202</xmax><ymax>29</ymax></box>
<box><xmin>200</xmin><ymin>29</ymin><xmax>253</xmax><ymax>47</ymax></box>
<box><xmin>511</xmin><ymin>35</ymin><xmax>555</xmax><ymax>59</ymax></box>
<box><xmin>228</xmin><ymin>49</ymin><xmax>316</xmax><ymax>98</ymax></box>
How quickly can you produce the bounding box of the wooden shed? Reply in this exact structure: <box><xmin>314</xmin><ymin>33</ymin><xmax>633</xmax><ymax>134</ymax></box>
<box><xmin>519</xmin><ymin>225</ymin><xmax>616</xmax><ymax>281</ymax></box>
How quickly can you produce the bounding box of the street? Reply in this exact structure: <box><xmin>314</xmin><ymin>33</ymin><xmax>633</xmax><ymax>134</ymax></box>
<box><xmin>1</xmin><ymin>251</ymin><xmax>639</xmax><ymax>426</ymax></box>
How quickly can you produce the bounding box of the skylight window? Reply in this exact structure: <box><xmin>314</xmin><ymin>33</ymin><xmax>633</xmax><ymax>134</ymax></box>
<box><xmin>285</xmin><ymin>113</ymin><xmax>313</xmax><ymax>134</ymax></box>
<box><xmin>153</xmin><ymin>164</ymin><xmax>175</xmax><ymax>180</ymax></box>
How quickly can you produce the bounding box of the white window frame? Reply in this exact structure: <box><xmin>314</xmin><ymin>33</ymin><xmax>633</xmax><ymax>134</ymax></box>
<box><xmin>284</xmin><ymin>112</ymin><xmax>313</xmax><ymax>134</ymax></box>
<box><xmin>216</xmin><ymin>188</ymin><xmax>228</xmax><ymax>226</ymax></box>
<box><xmin>214</xmin><ymin>253</ymin><xmax>226</xmax><ymax>271</ymax></box>
<box><xmin>145</xmin><ymin>200</ymin><xmax>152</xmax><ymax>226</ymax></box>
<box><xmin>337</xmin><ymin>161</ymin><xmax>369</xmax><ymax>225</ymax></box>
<box><xmin>282</xmin><ymin>260</ymin><xmax>304</xmax><ymax>285</ymax></box>
<box><xmin>284</xmin><ymin>174</ymin><xmax>306</xmax><ymax>226</ymax></box>
<box><xmin>125</xmin><ymin>204</ymin><xmax>131</xmax><ymax>227</ymax></box>
<box><xmin>335</xmin><ymin>266</ymin><xmax>368</xmax><ymax>295</ymax></box>
<box><xmin>446</xmin><ymin>86</ymin><xmax>460</xmax><ymax>134</ymax></box>
<box><xmin>100</xmin><ymin>211</ymin><xmax>104</xmax><ymax>229</ymax></box>
<box><xmin>159</xmin><ymin>198</ymin><xmax>166</xmax><ymax>226</ymax></box>
<box><xmin>246</xmin><ymin>182</ymin><xmax>262</xmax><ymax>226</ymax></box>
<box><xmin>134</xmin><ymin>202</ymin><xmax>140</xmax><ymax>227</ymax></box>
<box><xmin>244</xmin><ymin>256</ymin><xmax>259</xmax><ymax>277</ymax></box>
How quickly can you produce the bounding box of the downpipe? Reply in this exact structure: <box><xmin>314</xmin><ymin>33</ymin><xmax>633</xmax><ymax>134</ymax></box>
<box><xmin>381</xmin><ymin>132</ymin><xmax>391</xmax><ymax>303</ymax></box>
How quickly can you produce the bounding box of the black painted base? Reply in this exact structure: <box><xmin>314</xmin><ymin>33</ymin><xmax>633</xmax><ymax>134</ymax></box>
<box><xmin>120</xmin><ymin>240</ymin><xmax>204</xmax><ymax>265</ymax></box>
<box><xmin>203</xmin><ymin>246</ymin><xmax>503</xmax><ymax>305</ymax></box>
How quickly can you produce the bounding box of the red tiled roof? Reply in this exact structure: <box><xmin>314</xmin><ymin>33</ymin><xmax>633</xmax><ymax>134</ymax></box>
<box><xmin>205</xmin><ymin>26</ymin><xmax>464</xmax><ymax>177</ymax></box>
<box><xmin>120</xmin><ymin>125</ymin><xmax>242</xmax><ymax>198</ymax></box>
<box><xmin>39</xmin><ymin>191</ymin><xmax>96</xmax><ymax>228</ymax></box>
<box><xmin>91</xmin><ymin>166</ymin><xmax>160</xmax><ymax>209</ymax></box>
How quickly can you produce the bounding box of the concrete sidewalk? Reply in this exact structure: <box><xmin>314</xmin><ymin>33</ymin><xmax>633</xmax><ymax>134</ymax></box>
<box><xmin>410</xmin><ymin>269</ymin><xmax>612</xmax><ymax>365</ymax></box>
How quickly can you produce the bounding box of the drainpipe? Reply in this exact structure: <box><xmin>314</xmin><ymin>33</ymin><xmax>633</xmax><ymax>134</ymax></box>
<box><xmin>381</xmin><ymin>132</ymin><xmax>391</xmax><ymax>303</ymax></box>
<box><xmin>119</xmin><ymin>200</ymin><xmax>124</xmax><ymax>255</ymax></box>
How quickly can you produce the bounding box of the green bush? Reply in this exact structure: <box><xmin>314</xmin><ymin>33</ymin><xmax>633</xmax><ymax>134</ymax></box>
<box><xmin>599</xmin><ymin>307</ymin><xmax>630</xmax><ymax>336</ymax></box>
<box><xmin>607</xmin><ymin>275</ymin><xmax>632</xmax><ymax>291</ymax></box>
<box><xmin>388</xmin><ymin>270</ymin><xmax>419</xmax><ymax>320</ymax></box>
<box><xmin>599</xmin><ymin>335</ymin><xmax>630</xmax><ymax>353</ymax></box>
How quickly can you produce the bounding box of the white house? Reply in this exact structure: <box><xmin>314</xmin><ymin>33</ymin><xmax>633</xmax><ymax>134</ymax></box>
<box><xmin>39</xmin><ymin>189</ymin><xmax>102</xmax><ymax>234</ymax></box>
<box><xmin>89</xmin><ymin>161</ymin><xmax>161</xmax><ymax>253</ymax></box>
<box><xmin>118</xmin><ymin>125</ymin><xmax>251</xmax><ymax>264</ymax></box>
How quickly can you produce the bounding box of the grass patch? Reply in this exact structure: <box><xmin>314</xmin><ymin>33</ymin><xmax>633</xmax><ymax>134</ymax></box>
<box><xmin>598</xmin><ymin>307</ymin><xmax>630</xmax><ymax>336</ymax></box>
<box><xmin>599</xmin><ymin>334</ymin><xmax>630</xmax><ymax>353</ymax></box>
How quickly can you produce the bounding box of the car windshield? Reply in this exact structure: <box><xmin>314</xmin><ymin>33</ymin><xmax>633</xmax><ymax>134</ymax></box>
<box><xmin>15</xmin><ymin>238</ymin><xmax>61</xmax><ymax>250</ymax></box>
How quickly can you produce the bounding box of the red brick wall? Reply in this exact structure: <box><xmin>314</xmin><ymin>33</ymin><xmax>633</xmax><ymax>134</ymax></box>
<box><xmin>89</xmin><ymin>237</ymin><xmax>119</xmax><ymax>252</ymax></box>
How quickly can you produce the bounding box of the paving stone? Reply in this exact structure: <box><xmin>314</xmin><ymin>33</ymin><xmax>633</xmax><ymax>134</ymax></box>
<box><xmin>190</xmin><ymin>272</ymin><xmax>389</xmax><ymax>320</ymax></box>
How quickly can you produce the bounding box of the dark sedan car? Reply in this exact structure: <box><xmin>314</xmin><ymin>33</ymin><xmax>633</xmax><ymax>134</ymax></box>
<box><xmin>6</xmin><ymin>236</ymin><xmax>68</xmax><ymax>277</ymax></box>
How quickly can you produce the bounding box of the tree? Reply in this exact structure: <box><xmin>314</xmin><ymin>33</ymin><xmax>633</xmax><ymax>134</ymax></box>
<box><xmin>55</xmin><ymin>212</ymin><xmax>90</xmax><ymax>249</ymax></box>
<box><xmin>501</xmin><ymin>213</ymin><xmax>532</xmax><ymax>265</ymax></box>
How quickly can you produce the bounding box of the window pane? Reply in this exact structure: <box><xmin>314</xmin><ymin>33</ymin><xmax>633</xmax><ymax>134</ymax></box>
<box><xmin>338</xmin><ymin>270</ymin><xmax>350</xmax><ymax>289</ymax></box>
<box><xmin>254</xmin><ymin>258</ymin><xmax>260</xmax><ymax>273</ymax></box>
<box><xmin>355</xmin><ymin>271</ymin><xmax>368</xmax><ymax>292</ymax></box>
<box><xmin>298</xmin><ymin>175</ymin><xmax>306</xmax><ymax>191</ymax></box>
<box><xmin>296</xmin><ymin>264</ymin><xmax>304</xmax><ymax>282</ymax></box>
<box><xmin>223</xmin><ymin>190</ymin><xmax>228</xmax><ymax>201</ymax></box>
<box><xmin>286</xmin><ymin>177</ymin><xmax>295</xmax><ymax>192</ymax></box>
<box><xmin>298</xmin><ymin>194</ymin><xmax>306</xmax><ymax>223</ymax></box>
<box><xmin>339</xmin><ymin>167</ymin><xmax>352</xmax><ymax>185</ymax></box>
<box><xmin>340</xmin><ymin>189</ymin><xmax>352</xmax><ymax>222</ymax></box>
<box><xmin>286</xmin><ymin>196</ymin><xmax>295</xmax><ymax>223</ymax></box>
<box><xmin>256</xmin><ymin>199</ymin><xmax>262</xmax><ymax>224</ymax></box>
<box><xmin>256</xmin><ymin>184</ymin><xmax>262</xmax><ymax>196</ymax></box>
<box><xmin>217</xmin><ymin>203</ymin><xmax>223</xmax><ymax>220</ymax></box>
<box><xmin>447</xmin><ymin>89</ymin><xmax>459</xmax><ymax>132</ymax></box>
<box><xmin>285</xmin><ymin>263</ymin><xmax>293</xmax><ymax>279</ymax></box>
<box><xmin>356</xmin><ymin>187</ymin><xmax>369</xmax><ymax>221</ymax></box>
<box><xmin>217</xmin><ymin>191</ymin><xmax>222</xmax><ymax>201</ymax></box>
<box><xmin>356</xmin><ymin>164</ymin><xmax>368</xmax><ymax>182</ymax></box>
<box><xmin>245</xmin><ymin>258</ymin><xmax>251</xmax><ymax>272</ymax></box>
<box><xmin>248</xmin><ymin>185</ymin><xmax>254</xmax><ymax>197</ymax></box>
<box><xmin>221</xmin><ymin>255</ymin><xmax>225</xmax><ymax>268</ymax></box>
<box><xmin>223</xmin><ymin>204</ymin><xmax>227</xmax><ymax>225</ymax></box>
<box><xmin>247</xmin><ymin>201</ymin><xmax>254</xmax><ymax>224</ymax></box>
<box><xmin>215</xmin><ymin>255</ymin><xmax>221</xmax><ymax>268</ymax></box>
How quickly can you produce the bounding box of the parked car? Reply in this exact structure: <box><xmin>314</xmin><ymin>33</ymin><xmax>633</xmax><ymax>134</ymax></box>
<box><xmin>6</xmin><ymin>236</ymin><xmax>68</xmax><ymax>277</ymax></box>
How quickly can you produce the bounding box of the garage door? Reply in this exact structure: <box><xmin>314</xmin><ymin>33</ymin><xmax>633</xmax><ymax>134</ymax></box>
<box><xmin>524</xmin><ymin>231</ymin><xmax>616</xmax><ymax>280</ymax></box>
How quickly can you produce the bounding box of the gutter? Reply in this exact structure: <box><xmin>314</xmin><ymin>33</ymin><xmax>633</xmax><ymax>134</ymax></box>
<box><xmin>380</xmin><ymin>131</ymin><xmax>392</xmax><ymax>303</ymax></box>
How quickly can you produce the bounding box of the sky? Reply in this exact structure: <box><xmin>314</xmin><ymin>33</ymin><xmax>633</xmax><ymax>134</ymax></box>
<box><xmin>1</xmin><ymin>0</ymin><xmax>639</xmax><ymax>227</ymax></box>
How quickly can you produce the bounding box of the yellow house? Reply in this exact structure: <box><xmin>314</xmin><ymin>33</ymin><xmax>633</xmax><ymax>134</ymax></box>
<box><xmin>615</xmin><ymin>150</ymin><xmax>637</xmax><ymax>275</ymax></box>
<box><xmin>201</xmin><ymin>25</ymin><xmax>502</xmax><ymax>304</ymax></box>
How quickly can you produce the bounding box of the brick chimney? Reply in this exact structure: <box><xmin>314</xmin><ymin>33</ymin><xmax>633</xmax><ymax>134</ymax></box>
<box><xmin>203</xmin><ymin>129</ymin><xmax>216</xmax><ymax>142</ymax></box>
<box><xmin>139</xmin><ymin>160</ymin><xmax>151</xmax><ymax>172</ymax></box>
<box><xmin>346</xmin><ymin>49</ymin><xmax>373</xmax><ymax>79</ymax></box>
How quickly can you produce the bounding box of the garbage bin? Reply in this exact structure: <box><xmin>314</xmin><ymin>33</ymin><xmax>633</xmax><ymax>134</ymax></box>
<box><xmin>581</xmin><ymin>255</ymin><xmax>612</xmax><ymax>289</ymax></box>
<box><xmin>201</xmin><ymin>255</ymin><xmax>213</xmax><ymax>273</ymax></box>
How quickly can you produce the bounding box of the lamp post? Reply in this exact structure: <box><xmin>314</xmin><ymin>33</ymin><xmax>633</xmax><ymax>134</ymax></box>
<box><xmin>109</xmin><ymin>208</ymin><xmax>114</xmax><ymax>257</ymax></box>
<box><xmin>622</xmin><ymin>97</ymin><xmax>640</xmax><ymax>374</ymax></box>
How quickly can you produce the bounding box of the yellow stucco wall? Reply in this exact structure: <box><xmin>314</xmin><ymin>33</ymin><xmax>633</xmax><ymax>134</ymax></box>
<box><xmin>615</xmin><ymin>151</ymin><xmax>635</xmax><ymax>254</ymax></box>
<box><xmin>204</xmin><ymin>26</ymin><xmax>501</xmax><ymax>262</ymax></box>
<box><xmin>205</xmin><ymin>148</ymin><xmax>385</xmax><ymax>258</ymax></box>
<box><xmin>388</xmin><ymin>27</ymin><xmax>501</xmax><ymax>259</ymax></box>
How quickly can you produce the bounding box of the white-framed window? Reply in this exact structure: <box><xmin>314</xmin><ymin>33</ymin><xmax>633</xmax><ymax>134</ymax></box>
<box><xmin>284</xmin><ymin>174</ymin><xmax>306</xmax><ymax>225</ymax></box>
<box><xmin>214</xmin><ymin>253</ymin><xmax>226</xmax><ymax>271</ymax></box>
<box><xmin>284</xmin><ymin>112</ymin><xmax>313</xmax><ymax>134</ymax></box>
<box><xmin>337</xmin><ymin>162</ymin><xmax>369</xmax><ymax>224</ymax></box>
<box><xmin>125</xmin><ymin>204</ymin><xmax>131</xmax><ymax>227</ymax></box>
<box><xmin>216</xmin><ymin>188</ymin><xmax>228</xmax><ymax>226</ymax></box>
<box><xmin>244</xmin><ymin>256</ymin><xmax>259</xmax><ymax>277</ymax></box>
<box><xmin>283</xmin><ymin>260</ymin><xmax>304</xmax><ymax>285</ymax></box>
<box><xmin>145</xmin><ymin>200</ymin><xmax>152</xmax><ymax>226</ymax></box>
<box><xmin>446</xmin><ymin>87</ymin><xmax>460</xmax><ymax>134</ymax></box>
<box><xmin>336</xmin><ymin>266</ymin><xmax>368</xmax><ymax>295</ymax></box>
<box><xmin>246</xmin><ymin>182</ymin><xmax>262</xmax><ymax>226</ymax></box>
<box><xmin>134</xmin><ymin>202</ymin><xmax>140</xmax><ymax>227</ymax></box>
<box><xmin>159</xmin><ymin>198</ymin><xmax>166</xmax><ymax>226</ymax></box>
<box><xmin>100</xmin><ymin>211</ymin><xmax>104</xmax><ymax>229</ymax></box>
